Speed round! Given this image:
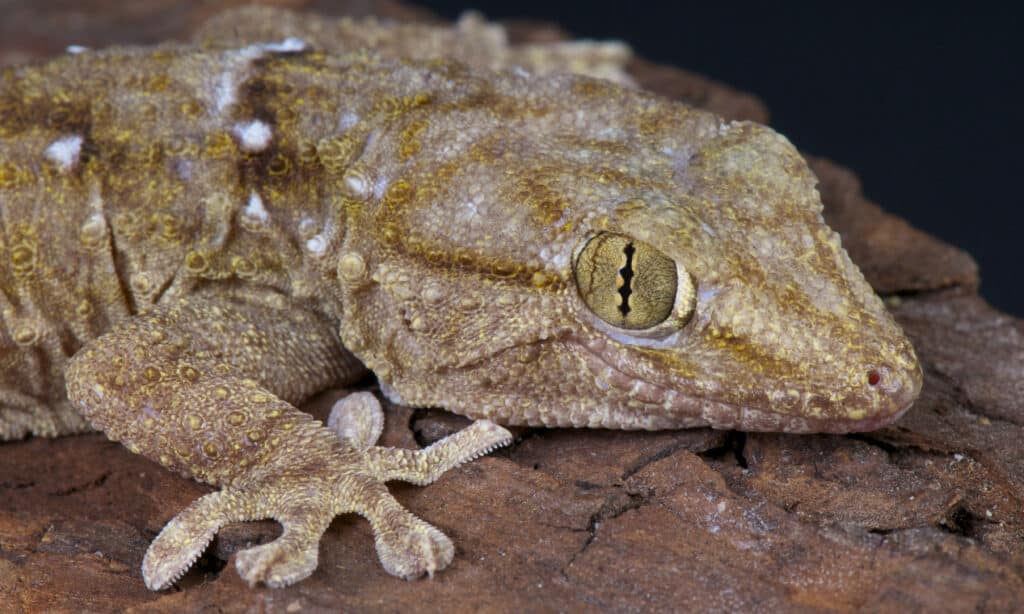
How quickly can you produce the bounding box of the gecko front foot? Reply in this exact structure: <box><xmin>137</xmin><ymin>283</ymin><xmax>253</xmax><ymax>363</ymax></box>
<box><xmin>142</xmin><ymin>392</ymin><xmax>512</xmax><ymax>589</ymax></box>
<box><xmin>142</xmin><ymin>479</ymin><xmax>334</xmax><ymax>589</ymax></box>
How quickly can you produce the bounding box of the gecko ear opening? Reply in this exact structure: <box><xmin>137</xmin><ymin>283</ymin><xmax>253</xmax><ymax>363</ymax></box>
<box><xmin>574</xmin><ymin>232</ymin><xmax>692</xmax><ymax>330</ymax></box>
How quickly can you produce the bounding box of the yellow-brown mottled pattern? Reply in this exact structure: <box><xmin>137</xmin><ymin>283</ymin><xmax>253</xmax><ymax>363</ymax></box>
<box><xmin>0</xmin><ymin>7</ymin><xmax>920</xmax><ymax>591</ymax></box>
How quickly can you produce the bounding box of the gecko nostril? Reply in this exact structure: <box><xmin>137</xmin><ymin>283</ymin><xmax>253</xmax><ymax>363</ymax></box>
<box><xmin>867</xmin><ymin>369</ymin><xmax>881</xmax><ymax>387</ymax></box>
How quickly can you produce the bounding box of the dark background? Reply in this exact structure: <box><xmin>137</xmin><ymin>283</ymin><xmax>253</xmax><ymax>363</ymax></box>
<box><xmin>422</xmin><ymin>1</ymin><xmax>1023</xmax><ymax>316</ymax></box>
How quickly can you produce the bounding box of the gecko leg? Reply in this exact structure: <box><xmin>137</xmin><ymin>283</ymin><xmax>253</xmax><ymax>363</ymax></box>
<box><xmin>325</xmin><ymin>392</ymin><xmax>513</xmax><ymax>576</ymax></box>
<box><xmin>65</xmin><ymin>294</ymin><xmax>508</xmax><ymax>588</ymax></box>
<box><xmin>327</xmin><ymin>392</ymin><xmax>514</xmax><ymax>485</ymax></box>
<box><xmin>363</xmin><ymin>421</ymin><xmax>513</xmax><ymax>485</ymax></box>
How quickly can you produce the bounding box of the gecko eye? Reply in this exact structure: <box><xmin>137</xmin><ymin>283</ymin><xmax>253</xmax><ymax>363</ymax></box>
<box><xmin>574</xmin><ymin>232</ymin><xmax>690</xmax><ymax>330</ymax></box>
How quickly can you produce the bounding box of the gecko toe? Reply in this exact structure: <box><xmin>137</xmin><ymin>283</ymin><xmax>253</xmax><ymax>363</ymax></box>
<box><xmin>142</xmin><ymin>505</ymin><xmax>220</xmax><ymax>590</ymax></box>
<box><xmin>235</xmin><ymin>537</ymin><xmax>321</xmax><ymax>588</ymax></box>
<box><xmin>375</xmin><ymin>519</ymin><xmax>454</xmax><ymax>579</ymax></box>
<box><xmin>327</xmin><ymin>391</ymin><xmax>384</xmax><ymax>451</ymax></box>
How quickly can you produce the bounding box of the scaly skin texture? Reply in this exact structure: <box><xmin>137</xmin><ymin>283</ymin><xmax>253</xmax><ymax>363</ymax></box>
<box><xmin>0</xmin><ymin>8</ymin><xmax>920</xmax><ymax>589</ymax></box>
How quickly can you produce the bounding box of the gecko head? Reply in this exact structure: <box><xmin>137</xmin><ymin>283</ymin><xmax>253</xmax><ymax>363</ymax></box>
<box><xmin>561</xmin><ymin>120</ymin><xmax>922</xmax><ymax>433</ymax></box>
<box><xmin>344</xmin><ymin>75</ymin><xmax>920</xmax><ymax>434</ymax></box>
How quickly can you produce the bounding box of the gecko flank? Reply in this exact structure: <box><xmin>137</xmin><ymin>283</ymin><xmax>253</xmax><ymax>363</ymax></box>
<box><xmin>0</xmin><ymin>8</ymin><xmax>920</xmax><ymax>589</ymax></box>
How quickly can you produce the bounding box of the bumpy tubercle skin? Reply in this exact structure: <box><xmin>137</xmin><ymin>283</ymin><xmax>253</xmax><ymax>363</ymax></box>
<box><xmin>0</xmin><ymin>16</ymin><xmax>921</xmax><ymax>589</ymax></box>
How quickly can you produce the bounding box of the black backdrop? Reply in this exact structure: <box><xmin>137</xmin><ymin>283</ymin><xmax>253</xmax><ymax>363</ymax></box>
<box><xmin>421</xmin><ymin>1</ymin><xmax>1023</xmax><ymax>316</ymax></box>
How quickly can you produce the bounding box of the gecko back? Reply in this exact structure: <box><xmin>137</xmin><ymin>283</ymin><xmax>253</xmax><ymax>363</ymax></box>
<box><xmin>0</xmin><ymin>41</ymin><xmax>427</xmax><ymax>438</ymax></box>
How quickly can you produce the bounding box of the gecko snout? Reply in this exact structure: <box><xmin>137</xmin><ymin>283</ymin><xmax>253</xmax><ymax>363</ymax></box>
<box><xmin>846</xmin><ymin>358</ymin><xmax>922</xmax><ymax>431</ymax></box>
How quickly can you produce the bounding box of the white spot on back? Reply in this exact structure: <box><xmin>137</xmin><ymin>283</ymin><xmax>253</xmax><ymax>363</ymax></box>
<box><xmin>215</xmin><ymin>70</ymin><xmax>237</xmax><ymax>114</ymax></box>
<box><xmin>719</xmin><ymin>120</ymin><xmax>741</xmax><ymax>135</ymax></box>
<box><xmin>66</xmin><ymin>45</ymin><xmax>89</xmax><ymax>54</ymax></box>
<box><xmin>260</xmin><ymin>37</ymin><xmax>309</xmax><ymax>54</ymax></box>
<box><xmin>87</xmin><ymin>183</ymin><xmax>104</xmax><ymax>212</ymax></box>
<box><xmin>235</xmin><ymin>38</ymin><xmax>310</xmax><ymax>61</ymax></box>
<box><xmin>175</xmin><ymin>160</ymin><xmax>194</xmax><ymax>180</ymax></box>
<box><xmin>512</xmin><ymin>66</ymin><xmax>532</xmax><ymax>78</ymax></box>
<box><xmin>365</xmin><ymin>130</ymin><xmax>380</xmax><ymax>152</ymax></box>
<box><xmin>373</xmin><ymin>177</ymin><xmax>390</xmax><ymax>200</ymax></box>
<box><xmin>344</xmin><ymin>173</ymin><xmax>369</xmax><ymax>198</ymax></box>
<box><xmin>244</xmin><ymin>191</ymin><xmax>269</xmax><ymax>223</ymax></box>
<box><xmin>44</xmin><ymin>135</ymin><xmax>83</xmax><ymax>172</ymax></box>
<box><xmin>306</xmin><ymin>235</ymin><xmax>326</xmax><ymax>255</ymax></box>
<box><xmin>298</xmin><ymin>217</ymin><xmax>319</xmax><ymax>239</ymax></box>
<box><xmin>212</xmin><ymin>39</ymin><xmax>305</xmax><ymax>115</ymax></box>
<box><xmin>233</xmin><ymin>120</ymin><xmax>273</xmax><ymax>152</ymax></box>
<box><xmin>339</xmin><ymin>112</ymin><xmax>360</xmax><ymax>130</ymax></box>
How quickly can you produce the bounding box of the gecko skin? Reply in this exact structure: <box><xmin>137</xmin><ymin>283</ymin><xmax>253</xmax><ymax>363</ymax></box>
<box><xmin>0</xmin><ymin>9</ymin><xmax>921</xmax><ymax>590</ymax></box>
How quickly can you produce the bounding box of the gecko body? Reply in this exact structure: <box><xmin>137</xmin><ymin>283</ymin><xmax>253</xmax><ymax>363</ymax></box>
<box><xmin>0</xmin><ymin>8</ymin><xmax>921</xmax><ymax>589</ymax></box>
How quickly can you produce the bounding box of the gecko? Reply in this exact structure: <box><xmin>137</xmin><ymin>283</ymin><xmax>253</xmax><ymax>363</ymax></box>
<box><xmin>0</xmin><ymin>7</ymin><xmax>921</xmax><ymax>590</ymax></box>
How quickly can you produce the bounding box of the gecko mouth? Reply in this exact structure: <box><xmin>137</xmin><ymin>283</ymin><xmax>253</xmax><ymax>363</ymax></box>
<box><xmin>578</xmin><ymin>337</ymin><xmax>915</xmax><ymax>434</ymax></box>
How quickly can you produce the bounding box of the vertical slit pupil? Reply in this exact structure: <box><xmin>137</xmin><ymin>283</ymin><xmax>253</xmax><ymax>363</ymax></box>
<box><xmin>618</xmin><ymin>243</ymin><xmax>635</xmax><ymax>316</ymax></box>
